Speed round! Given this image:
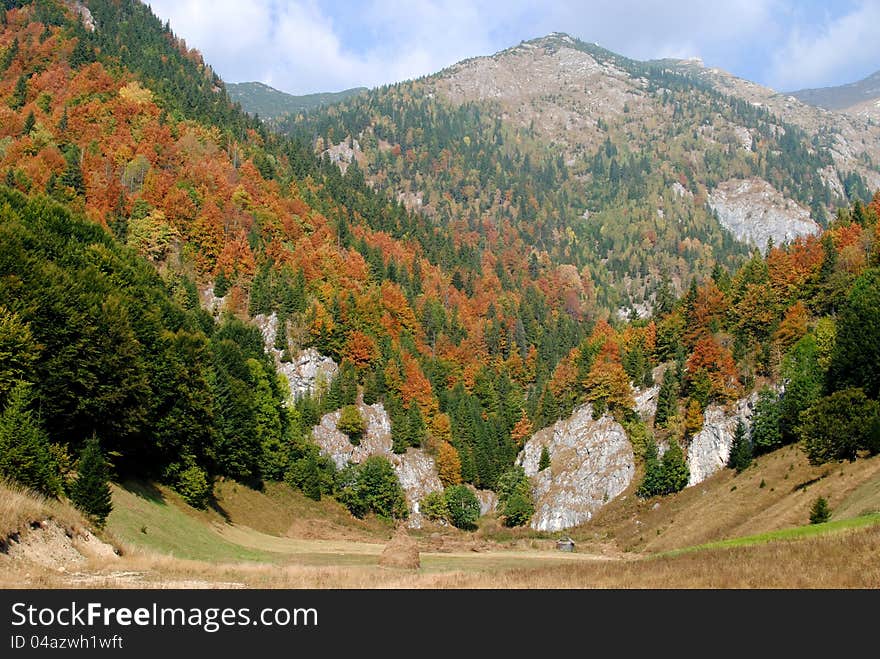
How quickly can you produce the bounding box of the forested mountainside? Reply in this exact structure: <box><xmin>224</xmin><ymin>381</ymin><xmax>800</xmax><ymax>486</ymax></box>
<box><xmin>282</xmin><ymin>34</ymin><xmax>880</xmax><ymax>315</ymax></box>
<box><xmin>1</xmin><ymin>2</ymin><xmax>878</xmax><ymax>529</ymax></box>
<box><xmin>226</xmin><ymin>82</ymin><xmax>367</xmax><ymax>123</ymax></box>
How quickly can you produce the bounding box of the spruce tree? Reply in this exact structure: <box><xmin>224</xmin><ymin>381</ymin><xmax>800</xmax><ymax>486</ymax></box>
<box><xmin>809</xmin><ymin>496</ymin><xmax>830</xmax><ymax>524</ymax></box>
<box><xmin>637</xmin><ymin>438</ymin><xmax>665</xmax><ymax>498</ymax></box>
<box><xmin>538</xmin><ymin>445</ymin><xmax>551</xmax><ymax>471</ymax></box>
<box><xmin>661</xmin><ymin>438</ymin><xmax>690</xmax><ymax>494</ymax></box>
<box><xmin>0</xmin><ymin>382</ymin><xmax>60</xmax><ymax>497</ymax></box>
<box><xmin>727</xmin><ymin>419</ymin><xmax>752</xmax><ymax>472</ymax></box>
<box><xmin>70</xmin><ymin>436</ymin><xmax>113</xmax><ymax>527</ymax></box>
<box><xmin>654</xmin><ymin>367</ymin><xmax>679</xmax><ymax>428</ymax></box>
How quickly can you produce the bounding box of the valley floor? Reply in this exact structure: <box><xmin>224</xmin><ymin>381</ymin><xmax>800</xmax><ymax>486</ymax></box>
<box><xmin>2</xmin><ymin>448</ymin><xmax>879</xmax><ymax>589</ymax></box>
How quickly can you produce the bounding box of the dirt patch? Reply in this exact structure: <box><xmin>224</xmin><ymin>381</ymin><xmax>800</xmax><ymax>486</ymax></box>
<box><xmin>379</xmin><ymin>527</ymin><xmax>420</xmax><ymax>569</ymax></box>
<box><xmin>2</xmin><ymin>519</ymin><xmax>117</xmax><ymax>572</ymax></box>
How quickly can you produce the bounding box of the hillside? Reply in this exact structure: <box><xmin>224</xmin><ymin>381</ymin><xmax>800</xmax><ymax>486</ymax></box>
<box><xmin>227</xmin><ymin>82</ymin><xmax>367</xmax><ymax>121</ymax></box>
<box><xmin>3</xmin><ymin>444</ymin><xmax>879</xmax><ymax>587</ymax></box>
<box><xmin>790</xmin><ymin>69</ymin><xmax>880</xmax><ymax>111</ymax></box>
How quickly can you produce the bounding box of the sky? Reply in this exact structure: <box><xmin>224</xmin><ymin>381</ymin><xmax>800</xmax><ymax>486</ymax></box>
<box><xmin>145</xmin><ymin>0</ymin><xmax>880</xmax><ymax>96</ymax></box>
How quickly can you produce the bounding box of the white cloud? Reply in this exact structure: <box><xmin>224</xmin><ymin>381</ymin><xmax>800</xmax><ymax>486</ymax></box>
<box><xmin>147</xmin><ymin>0</ymin><xmax>502</xmax><ymax>93</ymax></box>
<box><xmin>145</xmin><ymin>0</ymin><xmax>877</xmax><ymax>95</ymax></box>
<box><xmin>765</xmin><ymin>1</ymin><xmax>880</xmax><ymax>90</ymax></box>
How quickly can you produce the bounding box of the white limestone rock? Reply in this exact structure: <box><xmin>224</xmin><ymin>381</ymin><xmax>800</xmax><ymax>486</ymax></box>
<box><xmin>686</xmin><ymin>391</ymin><xmax>760</xmax><ymax>486</ymax></box>
<box><xmin>517</xmin><ymin>404</ymin><xmax>634</xmax><ymax>532</ymax></box>
<box><xmin>310</xmin><ymin>402</ymin><xmax>443</xmax><ymax>528</ymax></box>
<box><xmin>708</xmin><ymin>178</ymin><xmax>820</xmax><ymax>250</ymax></box>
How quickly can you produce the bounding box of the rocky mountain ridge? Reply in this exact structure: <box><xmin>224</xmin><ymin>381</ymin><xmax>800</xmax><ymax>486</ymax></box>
<box><xmin>789</xmin><ymin>69</ymin><xmax>880</xmax><ymax>112</ymax></box>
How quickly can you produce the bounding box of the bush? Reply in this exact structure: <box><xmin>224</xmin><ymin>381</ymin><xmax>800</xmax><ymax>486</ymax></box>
<box><xmin>809</xmin><ymin>496</ymin><xmax>831</xmax><ymax>524</ymax></box>
<box><xmin>419</xmin><ymin>490</ymin><xmax>449</xmax><ymax>523</ymax></box>
<box><xmin>443</xmin><ymin>484</ymin><xmax>480</xmax><ymax>530</ymax></box>
<box><xmin>798</xmin><ymin>388</ymin><xmax>880</xmax><ymax>464</ymax></box>
<box><xmin>336</xmin><ymin>455</ymin><xmax>407</xmax><ymax>520</ymax></box>
<box><xmin>337</xmin><ymin>405</ymin><xmax>366</xmax><ymax>445</ymax></box>
<box><xmin>176</xmin><ymin>465</ymin><xmax>211</xmax><ymax>509</ymax></box>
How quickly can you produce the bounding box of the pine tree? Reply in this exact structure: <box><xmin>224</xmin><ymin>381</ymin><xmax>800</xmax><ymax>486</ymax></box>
<box><xmin>539</xmin><ymin>445</ymin><xmax>551</xmax><ymax>471</ymax></box>
<box><xmin>654</xmin><ymin>367</ymin><xmax>679</xmax><ymax>428</ymax></box>
<box><xmin>70</xmin><ymin>436</ymin><xmax>113</xmax><ymax>527</ymax></box>
<box><xmin>0</xmin><ymin>382</ymin><xmax>60</xmax><ymax>497</ymax></box>
<box><xmin>22</xmin><ymin>110</ymin><xmax>35</xmax><ymax>135</ymax></box>
<box><xmin>727</xmin><ymin>418</ymin><xmax>752</xmax><ymax>472</ymax></box>
<box><xmin>637</xmin><ymin>439</ymin><xmax>665</xmax><ymax>498</ymax></box>
<box><xmin>660</xmin><ymin>438</ymin><xmax>690</xmax><ymax>494</ymax></box>
<box><xmin>809</xmin><ymin>496</ymin><xmax>830</xmax><ymax>524</ymax></box>
<box><xmin>10</xmin><ymin>74</ymin><xmax>27</xmax><ymax>110</ymax></box>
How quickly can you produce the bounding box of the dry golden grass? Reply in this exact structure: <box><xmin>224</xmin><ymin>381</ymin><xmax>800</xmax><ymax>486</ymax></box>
<box><xmin>579</xmin><ymin>448</ymin><xmax>880</xmax><ymax>554</ymax></box>
<box><xmin>4</xmin><ymin>522</ymin><xmax>876</xmax><ymax>589</ymax></box>
<box><xmin>3</xmin><ymin>448</ymin><xmax>880</xmax><ymax>590</ymax></box>
<box><xmin>0</xmin><ymin>479</ymin><xmax>89</xmax><ymax>541</ymax></box>
<box><xmin>211</xmin><ymin>479</ymin><xmax>391</xmax><ymax>541</ymax></box>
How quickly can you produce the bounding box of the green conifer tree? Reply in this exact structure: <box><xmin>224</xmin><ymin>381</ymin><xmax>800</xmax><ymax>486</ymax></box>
<box><xmin>661</xmin><ymin>438</ymin><xmax>690</xmax><ymax>494</ymax></box>
<box><xmin>538</xmin><ymin>445</ymin><xmax>551</xmax><ymax>471</ymax></box>
<box><xmin>727</xmin><ymin>418</ymin><xmax>752</xmax><ymax>472</ymax></box>
<box><xmin>70</xmin><ymin>436</ymin><xmax>113</xmax><ymax>527</ymax></box>
<box><xmin>809</xmin><ymin>496</ymin><xmax>830</xmax><ymax>524</ymax></box>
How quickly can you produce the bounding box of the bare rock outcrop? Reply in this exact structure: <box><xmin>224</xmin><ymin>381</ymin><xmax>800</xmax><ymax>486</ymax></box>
<box><xmin>253</xmin><ymin>313</ymin><xmax>338</xmax><ymax>401</ymax></box>
<box><xmin>686</xmin><ymin>391</ymin><xmax>760</xmax><ymax>486</ymax></box>
<box><xmin>708</xmin><ymin>178</ymin><xmax>820</xmax><ymax>249</ymax></box>
<box><xmin>310</xmin><ymin>402</ymin><xmax>443</xmax><ymax>527</ymax></box>
<box><xmin>517</xmin><ymin>404</ymin><xmax>634</xmax><ymax>532</ymax></box>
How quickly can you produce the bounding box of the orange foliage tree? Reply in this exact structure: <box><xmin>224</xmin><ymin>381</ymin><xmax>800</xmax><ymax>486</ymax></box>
<box><xmin>685</xmin><ymin>336</ymin><xmax>739</xmax><ymax>402</ymax></box>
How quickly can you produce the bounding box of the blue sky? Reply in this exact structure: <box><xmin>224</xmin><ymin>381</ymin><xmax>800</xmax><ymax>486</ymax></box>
<box><xmin>146</xmin><ymin>0</ymin><xmax>880</xmax><ymax>95</ymax></box>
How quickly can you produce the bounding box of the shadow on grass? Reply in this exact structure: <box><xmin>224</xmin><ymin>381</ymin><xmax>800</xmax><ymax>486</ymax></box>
<box><xmin>119</xmin><ymin>479</ymin><xmax>165</xmax><ymax>505</ymax></box>
<box><xmin>208</xmin><ymin>497</ymin><xmax>231</xmax><ymax>523</ymax></box>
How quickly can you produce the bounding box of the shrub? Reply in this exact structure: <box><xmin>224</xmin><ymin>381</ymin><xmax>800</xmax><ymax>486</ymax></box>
<box><xmin>443</xmin><ymin>484</ymin><xmax>480</xmax><ymax>530</ymax></box>
<box><xmin>176</xmin><ymin>465</ymin><xmax>211</xmax><ymax>509</ymax></box>
<box><xmin>337</xmin><ymin>405</ymin><xmax>366</xmax><ymax>445</ymax></box>
<box><xmin>336</xmin><ymin>455</ymin><xmax>407</xmax><ymax>520</ymax></box>
<box><xmin>419</xmin><ymin>490</ymin><xmax>449</xmax><ymax>523</ymax></box>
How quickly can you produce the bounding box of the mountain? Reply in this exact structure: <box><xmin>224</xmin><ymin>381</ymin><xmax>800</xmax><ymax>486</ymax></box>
<box><xmin>227</xmin><ymin>81</ymin><xmax>367</xmax><ymax>121</ymax></box>
<box><xmin>284</xmin><ymin>33</ymin><xmax>880</xmax><ymax>314</ymax></box>
<box><xmin>789</xmin><ymin>69</ymin><xmax>880</xmax><ymax>112</ymax></box>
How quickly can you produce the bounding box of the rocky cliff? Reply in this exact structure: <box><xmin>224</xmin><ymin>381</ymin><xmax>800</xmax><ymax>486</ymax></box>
<box><xmin>310</xmin><ymin>401</ymin><xmax>443</xmax><ymax>527</ymax></box>
<box><xmin>708</xmin><ymin>178</ymin><xmax>821</xmax><ymax>249</ymax></box>
<box><xmin>686</xmin><ymin>391</ymin><xmax>760</xmax><ymax>486</ymax></box>
<box><xmin>517</xmin><ymin>404</ymin><xmax>634</xmax><ymax>532</ymax></box>
<box><xmin>253</xmin><ymin>313</ymin><xmax>338</xmax><ymax>401</ymax></box>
